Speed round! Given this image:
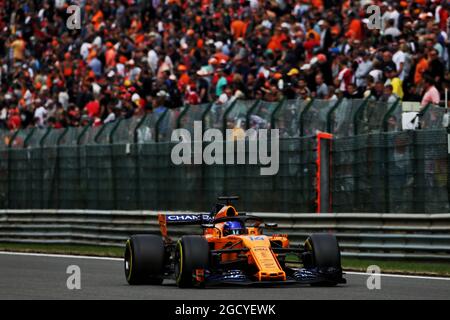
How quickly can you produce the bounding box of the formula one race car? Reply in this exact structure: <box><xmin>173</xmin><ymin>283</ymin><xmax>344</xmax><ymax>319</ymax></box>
<box><xmin>124</xmin><ymin>196</ymin><xmax>346</xmax><ymax>287</ymax></box>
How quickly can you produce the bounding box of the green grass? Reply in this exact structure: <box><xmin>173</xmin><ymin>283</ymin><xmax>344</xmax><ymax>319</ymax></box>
<box><xmin>285</xmin><ymin>254</ymin><xmax>450</xmax><ymax>277</ymax></box>
<box><xmin>342</xmin><ymin>258</ymin><xmax>450</xmax><ymax>277</ymax></box>
<box><xmin>1</xmin><ymin>243</ymin><xmax>450</xmax><ymax>277</ymax></box>
<box><xmin>0</xmin><ymin>243</ymin><xmax>124</xmax><ymax>258</ymax></box>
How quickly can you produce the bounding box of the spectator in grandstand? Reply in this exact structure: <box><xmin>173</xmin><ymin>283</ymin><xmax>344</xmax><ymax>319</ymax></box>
<box><xmin>381</xmin><ymin>84</ymin><xmax>399</xmax><ymax>104</ymax></box>
<box><xmin>355</xmin><ymin>51</ymin><xmax>373</xmax><ymax>91</ymax></box>
<box><xmin>420</xmin><ymin>74</ymin><xmax>441</xmax><ymax>107</ymax></box>
<box><xmin>384</xmin><ymin>66</ymin><xmax>404</xmax><ymax>100</ymax></box>
<box><xmin>313</xmin><ymin>73</ymin><xmax>329</xmax><ymax>99</ymax></box>
<box><xmin>0</xmin><ymin>0</ymin><xmax>449</xmax><ymax>132</ymax></box>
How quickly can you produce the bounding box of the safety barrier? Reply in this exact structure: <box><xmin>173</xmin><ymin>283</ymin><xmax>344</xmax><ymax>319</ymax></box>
<box><xmin>1</xmin><ymin>210</ymin><xmax>449</xmax><ymax>261</ymax></box>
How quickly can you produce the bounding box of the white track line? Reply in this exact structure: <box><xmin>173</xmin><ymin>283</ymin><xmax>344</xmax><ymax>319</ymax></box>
<box><xmin>345</xmin><ymin>271</ymin><xmax>450</xmax><ymax>281</ymax></box>
<box><xmin>1</xmin><ymin>251</ymin><xmax>449</xmax><ymax>281</ymax></box>
<box><xmin>0</xmin><ymin>251</ymin><xmax>122</xmax><ymax>261</ymax></box>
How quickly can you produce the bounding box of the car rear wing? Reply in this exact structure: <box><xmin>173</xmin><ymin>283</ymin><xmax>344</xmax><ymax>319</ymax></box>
<box><xmin>158</xmin><ymin>213</ymin><xmax>212</xmax><ymax>241</ymax></box>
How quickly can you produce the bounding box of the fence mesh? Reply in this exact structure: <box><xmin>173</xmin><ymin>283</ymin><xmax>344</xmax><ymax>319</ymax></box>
<box><xmin>354</xmin><ymin>98</ymin><xmax>402</xmax><ymax>135</ymax></box>
<box><xmin>332</xmin><ymin>130</ymin><xmax>448</xmax><ymax>213</ymax></box>
<box><xmin>249</xmin><ymin>100</ymin><xmax>279</xmax><ymax>130</ymax></box>
<box><xmin>0</xmin><ymin>130</ymin><xmax>448</xmax><ymax>213</ymax></box>
<box><xmin>179</xmin><ymin>103</ymin><xmax>212</xmax><ymax>134</ymax></box>
<box><xmin>329</xmin><ymin>99</ymin><xmax>364</xmax><ymax>138</ymax></box>
<box><xmin>0</xmin><ymin>136</ymin><xmax>319</xmax><ymax>212</ymax></box>
<box><xmin>112</xmin><ymin>115</ymin><xmax>145</xmax><ymax>144</ymax></box>
<box><xmin>0</xmin><ymin>130</ymin><xmax>12</xmax><ymax>149</ymax></box>
<box><xmin>273</xmin><ymin>99</ymin><xmax>309</xmax><ymax>138</ymax></box>
<box><xmin>0</xmin><ymin>100</ymin><xmax>449</xmax><ymax>213</ymax></box>
<box><xmin>301</xmin><ymin>99</ymin><xmax>337</xmax><ymax>136</ymax></box>
<box><xmin>225</xmin><ymin>100</ymin><xmax>257</xmax><ymax>131</ymax></box>
<box><xmin>156</xmin><ymin>107</ymin><xmax>185</xmax><ymax>142</ymax></box>
<box><xmin>204</xmin><ymin>99</ymin><xmax>236</xmax><ymax>131</ymax></box>
<box><xmin>420</xmin><ymin>104</ymin><xmax>446</xmax><ymax>130</ymax></box>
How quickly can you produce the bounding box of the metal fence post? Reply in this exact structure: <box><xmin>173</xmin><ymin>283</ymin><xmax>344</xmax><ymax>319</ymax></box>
<box><xmin>23</xmin><ymin>128</ymin><xmax>36</xmax><ymax>148</ymax></box>
<box><xmin>55</xmin><ymin>128</ymin><xmax>70</xmax><ymax>209</ymax></box>
<box><xmin>21</xmin><ymin>128</ymin><xmax>39</xmax><ymax>208</ymax></box>
<box><xmin>413</xmin><ymin>130</ymin><xmax>426</xmax><ymax>213</ymax></box>
<box><xmin>133</xmin><ymin>113</ymin><xmax>149</xmax><ymax>143</ymax></box>
<box><xmin>77</xmin><ymin>121</ymin><xmax>93</xmax><ymax>210</ymax></box>
<box><xmin>132</xmin><ymin>114</ymin><xmax>151</xmax><ymax>209</ymax></box>
<box><xmin>155</xmin><ymin>109</ymin><xmax>169</xmax><ymax>143</ymax></box>
<box><xmin>353</xmin><ymin>95</ymin><xmax>372</xmax><ymax>136</ymax></box>
<box><xmin>382</xmin><ymin>98</ymin><xmax>401</xmax><ymax>132</ymax></box>
<box><xmin>222</xmin><ymin>99</ymin><xmax>240</xmax><ymax>135</ymax></box>
<box><xmin>326</xmin><ymin>98</ymin><xmax>343</xmax><ymax>134</ymax></box>
<box><xmin>201</xmin><ymin>103</ymin><xmax>214</xmax><ymax>134</ymax></box>
<box><xmin>94</xmin><ymin>122</ymin><xmax>110</xmax><ymax>144</ymax></box>
<box><xmin>39</xmin><ymin>127</ymin><xmax>52</xmax><ymax>147</ymax></box>
<box><xmin>109</xmin><ymin>118</ymin><xmax>124</xmax><ymax>144</ymax></box>
<box><xmin>176</xmin><ymin>105</ymin><xmax>191</xmax><ymax>129</ymax></box>
<box><xmin>299</xmin><ymin>98</ymin><xmax>315</xmax><ymax>137</ymax></box>
<box><xmin>447</xmin><ymin>125</ymin><xmax>450</xmax><ymax>212</ymax></box>
<box><xmin>245</xmin><ymin>100</ymin><xmax>261</xmax><ymax>130</ymax></box>
<box><xmin>417</xmin><ymin>103</ymin><xmax>432</xmax><ymax>130</ymax></box>
<box><xmin>38</xmin><ymin>127</ymin><xmax>52</xmax><ymax>209</ymax></box>
<box><xmin>6</xmin><ymin>130</ymin><xmax>20</xmax><ymax>208</ymax></box>
<box><xmin>109</xmin><ymin>119</ymin><xmax>125</xmax><ymax>210</ymax></box>
<box><xmin>270</xmin><ymin>98</ymin><xmax>286</xmax><ymax>129</ymax></box>
<box><xmin>77</xmin><ymin>122</ymin><xmax>92</xmax><ymax>145</ymax></box>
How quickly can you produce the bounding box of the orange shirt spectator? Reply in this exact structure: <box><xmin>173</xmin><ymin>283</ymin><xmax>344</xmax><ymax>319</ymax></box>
<box><xmin>62</xmin><ymin>53</ymin><xmax>73</xmax><ymax>77</ymax></box>
<box><xmin>267</xmin><ymin>33</ymin><xmax>288</xmax><ymax>52</ymax></box>
<box><xmin>105</xmin><ymin>46</ymin><xmax>117</xmax><ymax>68</ymax></box>
<box><xmin>92</xmin><ymin>10</ymin><xmax>104</xmax><ymax>31</ymax></box>
<box><xmin>63</xmin><ymin>60</ymin><xmax>73</xmax><ymax>77</ymax></box>
<box><xmin>231</xmin><ymin>20</ymin><xmax>247</xmax><ymax>39</ymax></box>
<box><xmin>178</xmin><ymin>73</ymin><xmax>191</xmax><ymax>91</ymax></box>
<box><xmin>214</xmin><ymin>52</ymin><xmax>230</xmax><ymax>62</ymax></box>
<box><xmin>414</xmin><ymin>57</ymin><xmax>428</xmax><ymax>84</ymax></box>
<box><xmin>311</xmin><ymin>0</ymin><xmax>324</xmax><ymax>10</ymax></box>
<box><xmin>346</xmin><ymin>18</ymin><xmax>363</xmax><ymax>41</ymax></box>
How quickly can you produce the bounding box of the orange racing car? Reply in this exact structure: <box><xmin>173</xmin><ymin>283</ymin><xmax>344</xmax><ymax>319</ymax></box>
<box><xmin>124</xmin><ymin>196</ymin><xmax>346</xmax><ymax>287</ymax></box>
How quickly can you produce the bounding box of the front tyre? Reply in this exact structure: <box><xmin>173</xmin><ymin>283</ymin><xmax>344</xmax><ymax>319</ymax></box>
<box><xmin>304</xmin><ymin>233</ymin><xmax>343</xmax><ymax>286</ymax></box>
<box><xmin>174</xmin><ymin>236</ymin><xmax>209</xmax><ymax>288</ymax></box>
<box><xmin>124</xmin><ymin>235</ymin><xmax>165</xmax><ymax>285</ymax></box>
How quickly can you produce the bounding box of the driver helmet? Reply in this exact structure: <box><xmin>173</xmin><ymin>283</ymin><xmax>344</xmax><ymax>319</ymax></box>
<box><xmin>223</xmin><ymin>221</ymin><xmax>246</xmax><ymax>236</ymax></box>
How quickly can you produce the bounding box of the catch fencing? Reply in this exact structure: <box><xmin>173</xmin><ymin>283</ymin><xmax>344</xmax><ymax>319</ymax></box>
<box><xmin>0</xmin><ymin>99</ymin><xmax>448</xmax><ymax>213</ymax></box>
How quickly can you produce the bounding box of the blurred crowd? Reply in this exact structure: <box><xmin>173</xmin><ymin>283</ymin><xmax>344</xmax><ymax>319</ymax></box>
<box><xmin>0</xmin><ymin>0</ymin><xmax>450</xmax><ymax>130</ymax></box>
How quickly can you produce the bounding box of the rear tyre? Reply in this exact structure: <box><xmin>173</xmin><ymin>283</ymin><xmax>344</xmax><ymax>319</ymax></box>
<box><xmin>174</xmin><ymin>236</ymin><xmax>209</xmax><ymax>288</ymax></box>
<box><xmin>124</xmin><ymin>235</ymin><xmax>165</xmax><ymax>285</ymax></box>
<box><xmin>304</xmin><ymin>233</ymin><xmax>342</xmax><ymax>286</ymax></box>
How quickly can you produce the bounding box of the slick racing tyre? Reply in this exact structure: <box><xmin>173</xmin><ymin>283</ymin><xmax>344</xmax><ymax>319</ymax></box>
<box><xmin>304</xmin><ymin>233</ymin><xmax>342</xmax><ymax>286</ymax></box>
<box><xmin>175</xmin><ymin>236</ymin><xmax>209</xmax><ymax>288</ymax></box>
<box><xmin>124</xmin><ymin>235</ymin><xmax>165</xmax><ymax>285</ymax></box>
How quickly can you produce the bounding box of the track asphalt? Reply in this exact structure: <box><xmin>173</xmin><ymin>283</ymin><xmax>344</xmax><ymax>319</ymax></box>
<box><xmin>0</xmin><ymin>252</ymin><xmax>449</xmax><ymax>300</ymax></box>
